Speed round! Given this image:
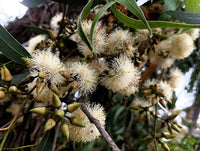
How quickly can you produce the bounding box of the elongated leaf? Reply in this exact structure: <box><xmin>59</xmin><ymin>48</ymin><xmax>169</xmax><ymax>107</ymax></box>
<box><xmin>0</xmin><ymin>25</ymin><xmax>31</xmax><ymax>65</ymax></box>
<box><xmin>36</xmin><ymin>128</ymin><xmax>55</xmax><ymax>151</ymax></box>
<box><xmin>184</xmin><ymin>0</ymin><xmax>200</xmax><ymax>13</ymax></box>
<box><xmin>11</xmin><ymin>72</ymin><xmax>29</xmax><ymax>85</ymax></box>
<box><xmin>165</xmin><ymin>11</ymin><xmax>200</xmax><ymax>24</ymax></box>
<box><xmin>90</xmin><ymin>1</ymin><xmax>115</xmax><ymax>44</ymax></box>
<box><xmin>111</xmin><ymin>6</ymin><xmax>200</xmax><ymax>29</ymax></box>
<box><xmin>21</xmin><ymin>0</ymin><xmax>47</xmax><ymax>7</ymax></box>
<box><xmin>25</xmin><ymin>25</ymin><xmax>49</xmax><ymax>36</ymax></box>
<box><xmin>77</xmin><ymin>0</ymin><xmax>95</xmax><ymax>52</ymax></box>
<box><xmin>116</xmin><ymin>0</ymin><xmax>151</xmax><ymax>34</ymax></box>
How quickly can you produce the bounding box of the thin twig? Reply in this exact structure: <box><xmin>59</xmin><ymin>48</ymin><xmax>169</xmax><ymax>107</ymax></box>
<box><xmin>81</xmin><ymin>104</ymin><xmax>121</xmax><ymax>151</ymax></box>
<box><xmin>154</xmin><ymin>104</ymin><xmax>158</xmax><ymax>151</ymax></box>
<box><xmin>2</xmin><ymin>143</ymin><xmax>38</xmax><ymax>150</ymax></box>
<box><xmin>52</xmin><ymin>121</ymin><xmax>61</xmax><ymax>151</ymax></box>
<box><xmin>0</xmin><ymin>97</ymin><xmax>28</xmax><ymax>150</ymax></box>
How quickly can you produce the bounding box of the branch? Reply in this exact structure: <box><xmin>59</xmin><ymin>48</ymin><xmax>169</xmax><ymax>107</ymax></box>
<box><xmin>81</xmin><ymin>104</ymin><xmax>121</xmax><ymax>151</ymax></box>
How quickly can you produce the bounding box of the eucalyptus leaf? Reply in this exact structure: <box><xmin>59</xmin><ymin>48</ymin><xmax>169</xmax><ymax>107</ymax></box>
<box><xmin>21</xmin><ymin>0</ymin><xmax>47</xmax><ymax>7</ymax></box>
<box><xmin>36</xmin><ymin>128</ymin><xmax>55</xmax><ymax>151</ymax></box>
<box><xmin>111</xmin><ymin>6</ymin><xmax>200</xmax><ymax>29</ymax></box>
<box><xmin>116</xmin><ymin>0</ymin><xmax>151</xmax><ymax>34</ymax></box>
<box><xmin>0</xmin><ymin>25</ymin><xmax>31</xmax><ymax>65</ymax></box>
<box><xmin>90</xmin><ymin>1</ymin><xmax>115</xmax><ymax>44</ymax></box>
<box><xmin>165</xmin><ymin>11</ymin><xmax>200</xmax><ymax>24</ymax></box>
<box><xmin>11</xmin><ymin>72</ymin><xmax>29</xmax><ymax>85</ymax></box>
<box><xmin>184</xmin><ymin>0</ymin><xmax>200</xmax><ymax>13</ymax></box>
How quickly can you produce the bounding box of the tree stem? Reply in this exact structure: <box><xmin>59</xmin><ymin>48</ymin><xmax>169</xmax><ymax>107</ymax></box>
<box><xmin>81</xmin><ymin>104</ymin><xmax>121</xmax><ymax>151</ymax></box>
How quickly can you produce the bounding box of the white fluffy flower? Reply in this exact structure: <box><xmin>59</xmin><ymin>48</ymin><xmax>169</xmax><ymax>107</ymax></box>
<box><xmin>106</xmin><ymin>29</ymin><xmax>133</xmax><ymax>55</ymax></box>
<box><xmin>101</xmin><ymin>55</ymin><xmax>140</xmax><ymax>95</ymax></box>
<box><xmin>168</xmin><ymin>68</ymin><xmax>183</xmax><ymax>88</ymax></box>
<box><xmin>28</xmin><ymin>35</ymin><xmax>47</xmax><ymax>54</ymax></box>
<box><xmin>187</xmin><ymin>28</ymin><xmax>199</xmax><ymax>40</ymax></box>
<box><xmin>157</xmin><ymin>33</ymin><xmax>194</xmax><ymax>59</ymax></box>
<box><xmin>69</xmin><ymin>62</ymin><xmax>98</xmax><ymax>95</ymax></box>
<box><xmin>68</xmin><ymin>103</ymin><xmax>105</xmax><ymax>142</ymax></box>
<box><xmin>159</xmin><ymin>57</ymin><xmax>175</xmax><ymax>69</ymax></box>
<box><xmin>71</xmin><ymin>20</ymin><xmax>107</xmax><ymax>57</ymax></box>
<box><xmin>28</xmin><ymin>49</ymin><xmax>66</xmax><ymax>85</ymax></box>
<box><xmin>50</xmin><ymin>13</ymin><xmax>63</xmax><ymax>31</ymax></box>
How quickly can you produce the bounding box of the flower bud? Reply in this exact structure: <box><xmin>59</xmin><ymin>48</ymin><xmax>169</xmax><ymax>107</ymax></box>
<box><xmin>22</xmin><ymin>58</ymin><xmax>34</xmax><ymax>67</ymax></box>
<box><xmin>70</xmin><ymin>117</ymin><xmax>85</xmax><ymax>127</ymax></box>
<box><xmin>168</xmin><ymin>125</ymin><xmax>173</xmax><ymax>134</ymax></box>
<box><xmin>67</xmin><ymin>103</ymin><xmax>81</xmax><ymax>113</ymax></box>
<box><xmin>38</xmin><ymin>71</ymin><xmax>47</xmax><ymax>79</ymax></box>
<box><xmin>36</xmin><ymin>78</ymin><xmax>45</xmax><ymax>94</ymax></box>
<box><xmin>130</xmin><ymin>105</ymin><xmax>140</xmax><ymax>110</ymax></box>
<box><xmin>152</xmin><ymin>97</ymin><xmax>158</xmax><ymax>105</ymax></box>
<box><xmin>44</xmin><ymin>119</ymin><xmax>56</xmax><ymax>131</ymax></box>
<box><xmin>161</xmin><ymin>143</ymin><xmax>170</xmax><ymax>151</ymax></box>
<box><xmin>142</xmin><ymin>89</ymin><xmax>152</xmax><ymax>95</ymax></box>
<box><xmin>30</xmin><ymin>107</ymin><xmax>50</xmax><ymax>115</ymax></box>
<box><xmin>171</xmin><ymin>124</ymin><xmax>180</xmax><ymax>133</ymax></box>
<box><xmin>47</xmin><ymin>29</ymin><xmax>57</xmax><ymax>39</ymax></box>
<box><xmin>159</xmin><ymin>99</ymin><xmax>166</xmax><ymax>108</ymax></box>
<box><xmin>162</xmin><ymin>132</ymin><xmax>175</xmax><ymax>139</ymax></box>
<box><xmin>8</xmin><ymin>86</ymin><xmax>18</xmax><ymax>93</ymax></box>
<box><xmin>1</xmin><ymin>65</ymin><xmax>13</xmax><ymax>82</ymax></box>
<box><xmin>55</xmin><ymin>109</ymin><xmax>65</xmax><ymax>118</ymax></box>
<box><xmin>60</xmin><ymin>123</ymin><xmax>69</xmax><ymax>140</ymax></box>
<box><xmin>174</xmin><ymin>121</ymin><xmax>183</xmax><ymax>129</ymax></box>
<box><xmin>0</xmin><ymin>91</ymin><xmax>5</xmax><ymax>99</ymax></box>
<box><xmin>49</xmin><ymin>84</ymin><xmax>59</xmax><ymax>94</ymax></box>
<box><xmin>52</xmin><ymin>93</ymin><xmax>61</xmax><ymax>108</ymax></box>
<box><xmin>168</xmin><ymin>110</ymin><xmax>181</xmax><ymax>120</ymax></box>
<box><xmin>60</xmin><ymin>70</ymin><xmax>71</xmax><ymax>80</ymax></box>
<box><xmin>165</xmin><ymin>99</ymin><xmax>172</xmax><ymax>104</ymax></box>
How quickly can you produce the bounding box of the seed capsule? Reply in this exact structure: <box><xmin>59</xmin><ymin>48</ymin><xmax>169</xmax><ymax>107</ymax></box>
<box><xmin>0</xmin><ymin>91</ymin><xmax>5</xmax><ymax>99</ymax></box>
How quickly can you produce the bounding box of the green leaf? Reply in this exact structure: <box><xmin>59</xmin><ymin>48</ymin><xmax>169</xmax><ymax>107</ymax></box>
<box><xmin>36</xmin><ymin>128</ymin><xmax>55</xmax><ymax>151</ymax></box>
<box><xmin>11</xmin><ymin>72</ymin><xmax>29</xmax><ymax>85</ymax></box>
<box><xmin>77</xmin><ymin>0</ymin><xmax>95</xmax><ymax>52</ymax></box>
<box><xmin>90</xmin><ymin>1</ymin><xmax>115</xmax><ymax>44</ymax></box>
<box><xmin>165</xmin><ymin>11</ymin><xmax>200</xmax><ymax>24</ymax></box>
<box><xmin>21</xmin><ymin>0</ymin><xmax>47</xmax><ymax>7</ymax></box>
<box><xmin>115</xmin><ymin>0</ymin><xmax>151</xmax><ymax>34</ymax></box>
<box><xmin>25</xmin><ymin>25</ymin><xmax>50</xmax><ymax>36</ymax></box>
<box><xmin>111</xmin><ymin>6</ymin><xmax>200</xmax><ymax>29</ymax></box>
<box><xmin>0</xmin><ymin>25</ymin><xmax>31</xmax><ymax>65</ymax></box>
<box><xmin>184</xmin><ymin>0</ymin><xmax>200</xmax><ymax>13</ymax></box>
<box><xmin>159</xmin><ymin>0</ymin><xmax>178</xmax><ymax>20</ymax></box>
